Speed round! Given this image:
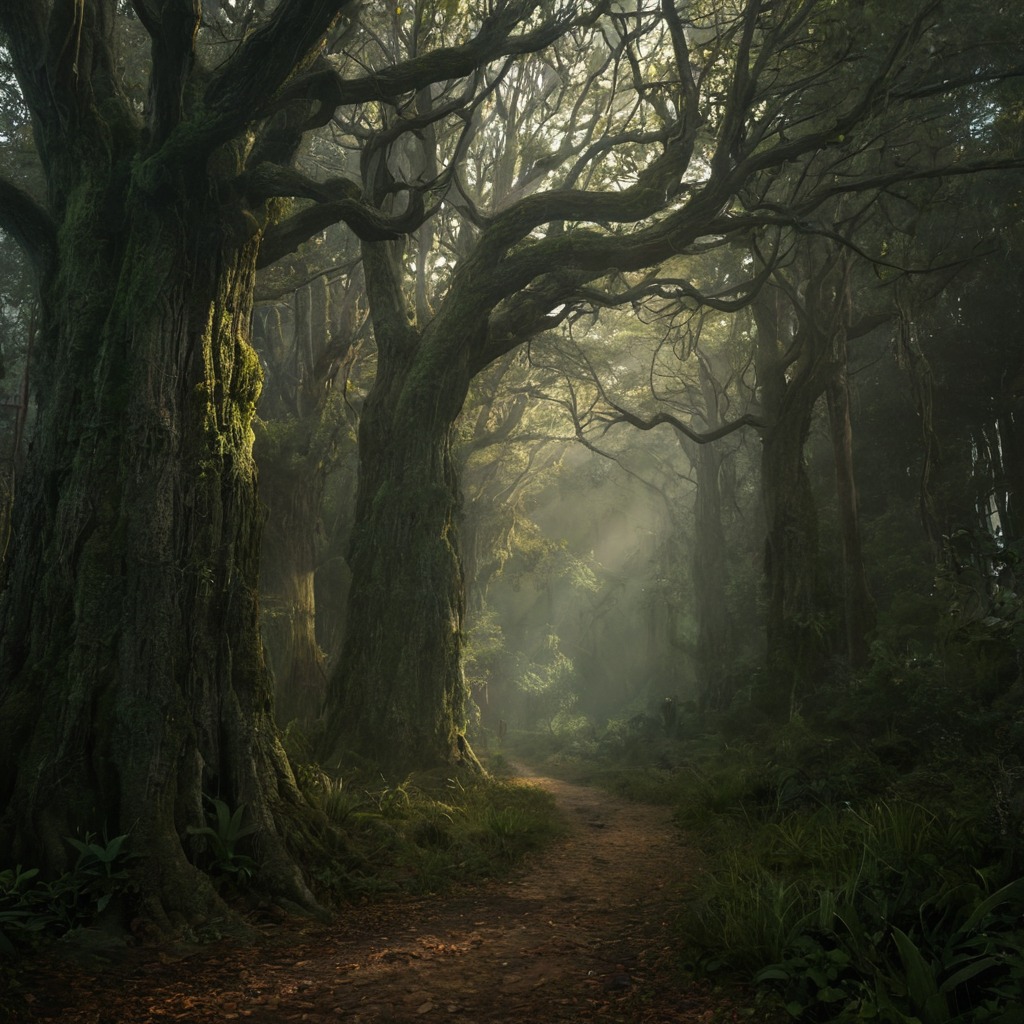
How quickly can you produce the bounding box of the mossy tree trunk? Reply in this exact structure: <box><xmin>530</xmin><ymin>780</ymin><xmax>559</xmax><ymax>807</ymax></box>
<box><xmin>0</xmin><ymin>162</ymin><xmax>319</xmax><ymax>926</ymax></box>
<box><xmin>0</xmin><ymin>0</ymin><xmax>430</xmax><ymax>927</ymax></box>
<box><xmin>0</xmin><ymin>0</ymin><xmax>565</xmax><ymax>922</ymax></box>
<box><xmin>322</xmin><ymin>242</ymin><xmax>478</xmax><ymax>771</ymax></box>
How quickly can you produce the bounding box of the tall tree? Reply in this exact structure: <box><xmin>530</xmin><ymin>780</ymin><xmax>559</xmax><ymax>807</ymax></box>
<box><xmin>681</xmin><ymin>342</ymin><xmax>754</xmax><ymax>712</ymax></box>
<box><xmin>0</xmin><ymin>0</ymin><xmax>579</xmax><ymax>925</ymax></box>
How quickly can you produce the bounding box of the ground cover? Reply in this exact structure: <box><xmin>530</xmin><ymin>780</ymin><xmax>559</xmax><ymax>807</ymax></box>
<box><xmin>3</xmin><ymin>768</ymin><xmax>763</xmax><ymax>1024</ymax></box>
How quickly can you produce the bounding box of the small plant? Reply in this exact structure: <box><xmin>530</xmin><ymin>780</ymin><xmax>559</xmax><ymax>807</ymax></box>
<box><xmin>297</xmin><ymin>766</ymin><xmax>361</xmax><ymax>825</ymax></box>
<box><xmin>1</xmin><ymin>833</ymin><xmax>136</xmax><ymax>955</ymax></box>
<box><xmin>0</xmin><ymin>865</ymin><xmax>50</xmax><ymax>955</ymax></box>
<box><xmin>56</xmin><ymin>832</ymin><xmax>136</xmax><ymax>919</ymax></box>
<box><xmin>742</xmin><ymin>831</ymin><xmax>1024</xmax><ymax>1021</ymax></box>
<box><xmin>187</xmin><ymin>797</ymin><xmax>259</xmax><ymax>884</ymax></box>
<box><xmin>883</xmin><ymin>878</ymin><xmax>1024</xmax><ymax>1024</ymax></box>
<box><xmin>480</xmin><ymin>806</ymin><xmax>527</xmax><ymax>859</ymax></box>
<box><xmin>370</xmin><ymin>776</ymin><xmax>413</xmax><ymax>817</ymax></box>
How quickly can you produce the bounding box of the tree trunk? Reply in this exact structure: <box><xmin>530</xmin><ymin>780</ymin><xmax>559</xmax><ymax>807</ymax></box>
<box><xmin>998</xmin><ymin>407</ymin><xmax>1024</xmax><ymax>546</ymax></box>
<box><xmin>753</xmin><ymin>289</ymin><xmax>829</xmax><ymax>715</ymax></box>
<box><xmin>682</xmin><ymin>352</ymin><xmax>735</xmax><ymax>713</ymax></box>
<box><xmin>0</xmin><ymin>164</ymin><xmax>317</xmax><ymax>929</ymax></box>
<box><xmin>760</xmin><ymin>400</ymin><xmax>825</xmax><ymax>710</ymax></box>
<box><xmin>826</xmin><ymin>348</ymin><xmax>875</xmax><ymax>667</ymax></box>
<box><xmin>321</xmin><ymin>244</ymin><xmax>480</xmax><ymax>772</ymax></box>
<box><xmin>255</xmin><ymin>273</ymin><xmax>361</xmax><ymax>730</ymax></box>
<box><xmin>692</xmin><ymin>441</ymin><xmax>733</xmax><ymax>712</ymax></box>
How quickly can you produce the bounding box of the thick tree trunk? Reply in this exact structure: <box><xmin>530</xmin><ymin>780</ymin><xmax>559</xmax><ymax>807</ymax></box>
<box><xmin>321</xmin><ymin>244</ymin><xmax>479</xmax><ymax>771</ymax></box>
<box><xmin>0</xmin><ymin>171</ymin><xmax>317</xmax><ymax>929</ymax></box>
<box><xmin>322</xmin><ymin>382</ymin><xmax>471</xmax><ymax>771</ymax></box>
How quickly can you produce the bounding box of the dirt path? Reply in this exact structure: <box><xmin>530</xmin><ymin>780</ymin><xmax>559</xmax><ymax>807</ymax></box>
<box><xmin>8</xmin><ymin>769</ymin><xmax>729</xmax><ymax>1024</ymax></box>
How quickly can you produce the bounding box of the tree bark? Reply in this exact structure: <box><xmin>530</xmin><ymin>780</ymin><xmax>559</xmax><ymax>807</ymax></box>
<box><xmin>259</xmin><ymin>457</ymin><xmax>329</xmax><ymax>728</ymax></box>
<box><xmin>321</xmin><ymin>242</ymin><xmax>481</xmax><ymax>772</ymax></box>
<box><xmin>0</xmin><ymin>0</ymin><xmax>351</xmax><ymax>922</ymax></box>
<box><xmin>752</xmin><ymin>287</ymin><xmax>829</xmax><ymax>715</ymax></box>
<box><xmin>682</xmin><ymin>354</ymin><xmax>735</xmax><ymax>713</ymax></box>
<box><xmin>0</xmin><ymin>171</ymin><xmax>322</xmax><ymax>924</ymax></box>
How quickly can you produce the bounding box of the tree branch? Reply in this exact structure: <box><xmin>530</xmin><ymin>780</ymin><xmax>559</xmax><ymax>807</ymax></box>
<box><xmin>0</xmin><ymin>178</ymin><xmax>57</xmax><ymax>276</ymax></box>
<box><xmin>255</xmin><ymin>169</ymin><xmax>429</xmax><ymax>267</ymax></box>
<box><xmin>132</xmin><ymin>0</ymin><xmax>201</xmax><ymax>144</ymax></box>
<box><xmin>276</xmin><ymin>0</ymin><xmax>590</xmax><ymax>112</ymax></box>
<box><xmin>203</xmin><ymin>0</ymin><xmax>352</xmax><ymax>133</ymax></box>
<box><xmin>601</xmin><ymin>394</ymin><xmax>768</xmax><ymax>445</ymax></box>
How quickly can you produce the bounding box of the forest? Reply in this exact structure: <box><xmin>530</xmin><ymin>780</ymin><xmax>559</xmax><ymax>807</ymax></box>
<box><xmin>0</xmin><ymin>0</ymin><xmax>1022</xmax><ymax>1021</ymax></box>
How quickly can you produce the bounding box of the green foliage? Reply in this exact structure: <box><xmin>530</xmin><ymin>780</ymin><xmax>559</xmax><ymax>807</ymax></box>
<box><xmin>747</xmin><ymin>876</ymin><xmax>1024</xmax><ymax>1023</ymax></box>
<box><xmin>517</xmin><ymin>596</ymin><xmax>1024</xmax><ymax>1024</ymax></box>
<box><xmin>0</xmin><ymin>865</ymin><xmax>46</xmax><ymax>955</ymax></box>
<box><xmin>299</xmin><ymin>765</ymin><xmax>363</xmax><ymax>826</ymax></box>
<box><xmin>186</xmin><ymin>797</ymin><xmax>259</xmax><ymax>885</ymax></box>
<box><xmin>0</xmin><ymin>833</ymin><xmax>136</xmax><ymax>955</ymax></box>
<box><xmin>292</xmin><ymin>768</ymin><xmax>562</xmax><ymax>901</ymax></box>
<box><xmin>668</xmin><ymin>668</ymin><xmax>1024</xmax><ymax>1023</ymax></box>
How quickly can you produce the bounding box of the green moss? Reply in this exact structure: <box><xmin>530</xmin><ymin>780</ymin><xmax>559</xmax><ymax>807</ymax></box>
<box><xmin>233</xmin><ymin>336</ymin><xmax>264</xmax><ymax>427</ymax></box>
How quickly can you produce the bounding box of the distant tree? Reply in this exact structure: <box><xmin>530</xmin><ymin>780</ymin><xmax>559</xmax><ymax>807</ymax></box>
<box><xmin>0</xmin><ymin>235</ymin><xmax>33</xmax><ymax>552</ymax></box>
<box><xmin>254</xmin><ymin>250</ymin><xmax>367</xmax><ymax>728</ymax></box>
<box><xmin>679</xmin><ymin>335</ymin><xmax>758</xmax><ymax>712</ymax></box>
<box><xmin>457</xmin><ymin>352</ymin><xmax>568</xmax><ymax>613</ymax></box>
<box><xmin>0</xmin><ymin>57</ymin><xmax>39</xmax><ymax>558</ymax></box>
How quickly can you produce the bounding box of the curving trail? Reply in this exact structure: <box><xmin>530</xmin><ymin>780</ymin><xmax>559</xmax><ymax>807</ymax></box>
<box><xmin>9</xmin><ymin>769</ymin><xmax>729</xmax><ymax>1023</ymax></box>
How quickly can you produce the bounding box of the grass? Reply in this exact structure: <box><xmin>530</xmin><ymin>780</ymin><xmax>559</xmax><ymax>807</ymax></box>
<box><xmin>292</xmin><ymin>763</ymin><xmax>564</xmax><ymax>901</ymax></box>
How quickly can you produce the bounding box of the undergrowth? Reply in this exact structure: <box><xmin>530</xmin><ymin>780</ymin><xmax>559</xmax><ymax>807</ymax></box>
<box><xmin>1</xmin><ymin>762</ymin><xmax>562</xmax><ymax>968</ymax></box>
<box><xmin>499</xmin><ymin>610</ymin><xmax>1024</xmax><ymax>1024</ymax></box>
<box><xmin>0</xmin><ymin>833</ymin><xmax>136</xmax><ymax>955</ymax></box>
<box><xmin>289</xmin><ymin>761</ymin><xmax>563</xmax><ymax>902</ymax></box>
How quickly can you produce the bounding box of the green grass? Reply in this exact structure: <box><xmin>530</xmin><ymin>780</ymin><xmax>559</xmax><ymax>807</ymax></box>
<box><xmin>293</xmin><ymin>765</ymin><xmax>564</xmax><ymax>900</ymax></box>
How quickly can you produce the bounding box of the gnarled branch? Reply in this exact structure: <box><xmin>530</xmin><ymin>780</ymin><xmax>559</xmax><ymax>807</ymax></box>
<box><xmin>256</xmin><ymin>171</ymin><xmax>428</xmax><ymax>267</ymax></box>
<box><xmin>0</xmin><ymin>178</ymin><xmax>57</xmax><ymax>277</ymax></box>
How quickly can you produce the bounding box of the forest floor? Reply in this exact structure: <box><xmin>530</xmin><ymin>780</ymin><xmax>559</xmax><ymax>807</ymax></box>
<box><xmin>5</xmin><ymin>766</ymin><xmax>753</xmax><ymax>1024</ymax></box>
